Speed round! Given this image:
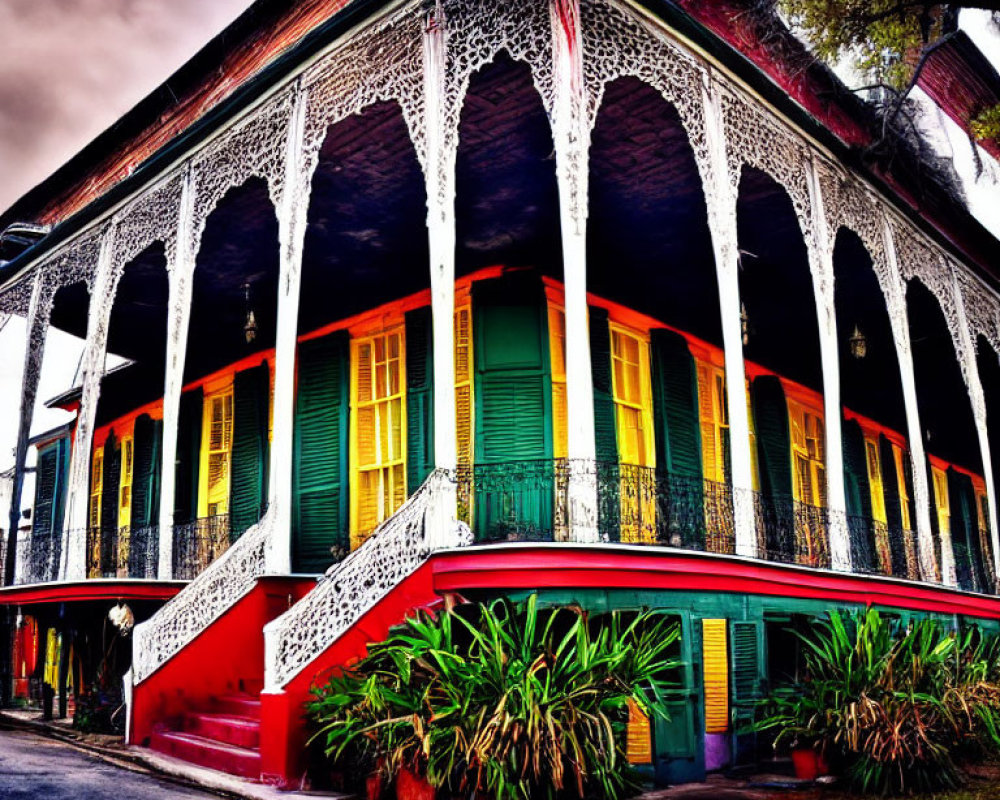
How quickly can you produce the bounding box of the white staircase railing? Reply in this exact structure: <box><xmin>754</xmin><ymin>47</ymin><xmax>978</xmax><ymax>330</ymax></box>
<box><xmin>263</xmin><ymin>469</ymin><xmax>471</xmax><ymax>692</ymax></box>
<box><xmin>132</xmin><ymin>510</ymin><xmax>273</xmax><ymax>684</ymax></box>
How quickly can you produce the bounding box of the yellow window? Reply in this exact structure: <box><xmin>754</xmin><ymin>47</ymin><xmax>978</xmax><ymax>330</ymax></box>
<box><xmin>119</xmin><ymin>434</ymin><xmax>134</xmax><ymax>531</ymax></box>
<box><xmin>610</xmin><ymin>324</ymin><xmax>655</xmax><ymax>543</ymax></box>
<box><xmin>789</xmin><ymin>402</ymin><xmax>826</xmax><ymax>508</ymax></box>
<box><xmin>702</xmin><ymin>619</ymin><xmax>729</xmax><ymax>734</ymax></box>
<box><xmin>893</xmin><ymin>445</ymin><xmax>912</xmax><ymax>531</ymax></box>
<box><xmin>549</xmin><ymin>303</ymin><xmax>568</xmax><ymax>460</ymax></box>
<box><xmin>198</xmin><ymin>387</ymin><xmax>234</xmax><ymax>519</ymax></box>
<box><xmin>89</xmin><ymin>449</ymin><xmax>103</xmax><ymax>531</ymax></box>
<box><xmin>351</xmin><ymin>327</ymin><xmax>407</xmax><ymax>546</ymax></box>
<box><xmin>865</xmin><ymin>438</ymin><xmax>887</xmax><ymax>524</ymax></box>
<box><xmin>932</xmin><ymin>466</ymin><xmax>950</xmax><ymax>537</ymax></box>
<box><xmin>697</xmin><ymin>361</ymin><xmax>728</xmax><ymax>484</ymax></box>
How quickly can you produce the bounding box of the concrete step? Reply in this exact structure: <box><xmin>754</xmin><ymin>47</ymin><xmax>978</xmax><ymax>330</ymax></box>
<box><xmin>149</xmin><ymin>730</ymin><xmax>261</xmax><ymax>780</ymax></box>
<box><xmin>183</xmin><ymin>712</ymin><xmax>260</xmax><ymax>750</ymax></box>
<box><xmin>211</xmin><ymin>693</ymin><xmax>261</xmax><ymax>720</ymax></box>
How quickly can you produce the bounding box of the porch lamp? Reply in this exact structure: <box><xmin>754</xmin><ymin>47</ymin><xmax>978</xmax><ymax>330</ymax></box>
<box><xmin>243</xmin><ymin>282</ymin><xmax>258</xmax><ymax>344</ymax></box>
<box><xmin>740</xmin><ymin>302</ymin><xmax>749</xmax><ymax>346</ymax></box>
<box><xmin>849</xmin><ymin>324</ymin><xmax>867</xmax><ymax>359</ymax></box>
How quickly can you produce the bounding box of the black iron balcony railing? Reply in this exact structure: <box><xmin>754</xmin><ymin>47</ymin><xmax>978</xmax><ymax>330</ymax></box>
<box><xmin>752</xmin><ymin>492</ymin><xmax>831</xmax><ymax>569</ymax></box>
<box><xmin>14</xmin><ymin>532</ymin><xmax>61</xmax><ymax>585</ymax></box>
<box><xmin>172</xmin><ymin>514</ymin><xmax>232</xmax><ymax>581</ymax></box>
<box><xmin>846</xmin><ymin>516</ymin><xmax>921</xmax><ymax>582</ymax></box>
<box><xmin>85</xmin><ymin>525</ymin><xmax>159</xmax><ymax>579</ymax></box>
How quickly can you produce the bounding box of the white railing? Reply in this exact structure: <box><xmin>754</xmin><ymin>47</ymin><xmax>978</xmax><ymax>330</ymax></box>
<box><xmin>132</xmin><ymin>510</ymin><xmax>272</xmax><ymax>684</ymax></box>
<box><xmin>263</xmin><ymin>469</ymin><xmax>470</xmax><ymax>692</ymax></box>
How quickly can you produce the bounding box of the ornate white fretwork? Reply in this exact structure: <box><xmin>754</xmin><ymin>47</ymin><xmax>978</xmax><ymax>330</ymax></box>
<box><xmin>132</xmin><ymin>510</ymin><xmax>273</xmax><ymax>684</ymax></box>
<box><xmin>263</xmin><ymin>470</ymin><xmax>470</xmax><ymax>692</ymax></box>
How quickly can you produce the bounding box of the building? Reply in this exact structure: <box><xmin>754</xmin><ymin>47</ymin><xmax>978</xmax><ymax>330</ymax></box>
<box><xmin>1</xmin><ymin>0</ymin><xmax>1000</xmax><ymax>787</ymax></box>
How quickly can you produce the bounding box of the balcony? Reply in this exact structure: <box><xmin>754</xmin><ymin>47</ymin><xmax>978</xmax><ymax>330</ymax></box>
<box><xmin>457</xmin><ymin>459</ymin><xmax>997</xmax><ymax>595</ymax></box>
<box><xmin>86</xmin><ymin>525</ymin><xmax>159</xmax><ymax>579</ymax></box>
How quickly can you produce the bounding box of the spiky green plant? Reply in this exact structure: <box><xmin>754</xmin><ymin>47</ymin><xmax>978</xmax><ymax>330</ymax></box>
<box><xmin>307</xmin><ymin>595</ymin><xmax>681</xmax><ymax>800</ymax></box>
<box><xmin>755</xmin><ymin>609</ymin><xmax>1000</xmax><ymax>796</ymax></box>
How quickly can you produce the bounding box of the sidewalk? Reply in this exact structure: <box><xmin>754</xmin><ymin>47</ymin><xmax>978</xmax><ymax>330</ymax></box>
<box><xmin>0</xmin><ymin>709</ymin><xmax>345</xmax><ymax>800</ymax></box>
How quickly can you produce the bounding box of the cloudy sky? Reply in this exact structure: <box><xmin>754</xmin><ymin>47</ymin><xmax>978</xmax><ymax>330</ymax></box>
<box><xmin>0</xmin><ymin>0</ymin><xmax>252</xmax><ymax>213</ymax></box>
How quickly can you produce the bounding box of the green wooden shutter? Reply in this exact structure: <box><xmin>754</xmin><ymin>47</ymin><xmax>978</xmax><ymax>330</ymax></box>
<box><xmin>650</xmin><ymin>329</ymin><xmax>704</xmax><ymax>547</ymax></box>
<box><xmin>175</xmin><ymin>388</ymin><xmax>203</xmax><ymax>525</ymax></box>
<box><xmin>842</xmin><ymin>418</ymin><xmax>874</xmax><ymax>572</ymax></box>
<box><xmin>729</xmin><ymin>619</ymin><xmax>766</xmax><ymax>768</ymax></box>
<box><xmin>101</xmin><ymin>432</ymin><xmax>121</xmax><ymax>576</ymax></box>
<box><xmin>405</xmin><ymin>307</ymin><xmax>434</xmax><ymax>494</ymax></box>
<box><xmin>653</xmin><ymin>612</ymin><xmax>705</xmax><ymax>785</ymax></box>
<box><xmin>948</xmin><ymin>469</ymin><xmax>986</xmax><ymax>592</ymax></box>
<box><xmin>473</xmin><ymin>278</ymin><xmax>553</xmax><ymax>541</ymax></box>
<box><xmin>879</xmin><ymin>435</ymin><xmax>907</xmax><ymax>577</ymax></box>
<box><xmin>131</xmin><ymin>414</ymin><xmax>157</xmax><ymax>529</ymax></box>
<box><xmin>750</xmin><ymin>376</ymin><xmax>793</xmax><ymax>560</ymax></box>
<box><xmin>32</xmin><ymin>445</ymin><xmax>59</xmax><ymax>553</ymax></box>
<box><xmin>230</xmin><ymin>361</ymin><xmax>270</xmax><ymax>539</ymax></box>
<box><xmin>589</xmin><ymin>305</ymin><xmax>619</xmax><ymax>541</ymax></box>
<box><xmin>926</xmin><ymin>460</ymin><xmax>942</xmax><ymax>574</ymax></box>
<box><xmin>293</xmin><ymin>331</ymin><xmax>350</xmax><ymax>573</ymax></box>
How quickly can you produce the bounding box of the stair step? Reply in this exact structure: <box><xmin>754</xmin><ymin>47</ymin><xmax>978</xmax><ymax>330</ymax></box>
<box><xmin>211</xmin><ymin>693</ymin><xmax>261</xmax><ymax>720</ymax></box>
<box><xmin>183</xmin><ymin>712</ymin><xmax>260</xmax><ymax>750</ymax></box>
<box><xmin>150</xmin><ymin>730</ymin><xmax>261</xmax><ymax>779</ymax></box>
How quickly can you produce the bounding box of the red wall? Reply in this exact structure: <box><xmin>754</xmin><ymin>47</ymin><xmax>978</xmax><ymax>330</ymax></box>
<box><xmin>130</xmin><ymin>576</ymin><xmax>314</xmax><ymax>746</ymax></box>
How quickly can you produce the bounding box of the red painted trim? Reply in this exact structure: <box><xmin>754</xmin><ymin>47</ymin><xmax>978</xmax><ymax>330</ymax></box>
<box><xmin>0</xmin><ymin>580</ymin><xmax>185</xmax><ymax>605</ymax></box>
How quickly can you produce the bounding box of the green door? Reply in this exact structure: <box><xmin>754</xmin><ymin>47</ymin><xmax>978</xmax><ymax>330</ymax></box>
<box><xmin>230</xmin><ymin>361</ymin><xmax>271</xmax><ymax>539</ymax></box>
<box><xmin>653</xmin><ymin>612</ymin><xmax>706</xmax><ymax>784</ymax></box>
<box><xmin>472</xmin><ymin>277</ymin><xmax>553</xmax><ymax>541</ymax></box>
<box><xmin>730</xmin><ymin>619</ymin><xmax>767</xmax><ymax>768</ymax></box>
<box><xmin>590</xmin><ymin>305</ymin><xmax>619</xmax><ymax>541</ymax></box>
<box><xmin>405</xmin><ymin>307</ymin><xmax>435</xmax><ymax>494</ymax></box>
<box><xmin>292</xmin><ymin>332</ymin><xmax>349</xmax><ymax>572</ymax></box>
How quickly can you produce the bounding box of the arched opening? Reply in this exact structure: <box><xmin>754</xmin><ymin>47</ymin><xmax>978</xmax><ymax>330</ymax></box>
<box><xmin>175</xmin><ymin>177</ymin><xmax>279</xmax><ymax>576</ymax></box>
<box><xmin>453</xmin><ymin>53</ymin><xmax>563</xmax><ymax>543</ymax></box>
<box><xmin>736</xmin><ymin>167</ymin><xmax>825</xmax><ymax>567</ymax></box>
<box><xmin>292</xmin><ymin>100</ymin><xmax>429</xmax><ymax>572</ymax></box>
<box><xmin>907</xmin><ymin>278</ymin><xmax>987</xmax><ymax>591</ymax></box>
<box><xmin>833</xmin><ymin>229</ymin><xmax>916</xmax><ymax>579</ymax></box>
<box><xmin>89</xmin><ymin>243</ymin><xmax>169</xmax><ymax>580</ymax></box>
<box><xmin>588</xmin><ymin>76</ymin><xmax>727</xmax><ymax>553</ymax></box>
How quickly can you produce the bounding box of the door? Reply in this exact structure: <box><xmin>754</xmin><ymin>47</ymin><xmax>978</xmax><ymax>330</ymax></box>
<box><xmin>653</xmin><ymin>612</ymin><xmax>706</xmax><ymax>785</ymax></box>
<box><xmin>729</xmin><ymin>619</ymin><xmax>767</xmax><ymax>768</ymax></box>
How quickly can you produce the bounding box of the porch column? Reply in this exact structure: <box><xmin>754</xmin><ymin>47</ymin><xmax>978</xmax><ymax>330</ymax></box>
<box><xmin>551</xmin><ymin>0</ymin><xmax>598</xmax><ymax>542</ymax></box>
<box><xmin>881</xmin><ymin>217</ymin><xmax>943</xmax><ymax>583</ymax></box>
<box><xmin>266</xmin><ymin>81</ymin><xmax>310</xmax><ymax>575</ymax></box>
<box><xmin>4</xmin><ymin>274</ymin><xmax>53</xmax><ymax>586</ymax></box>
<box><xmin>701</xmin><ymin>75</ymin><xmax>757</xmax><ymax>558</ymax></box>
<box><xmin>951</xmin><ymin>268</ymin><xmax>1000</xmax><ymax>582</ymax></box>
<box><xmin>61</xmin><ymin>228</ymin><xmax>116</xmax><ymax>581</ymax></box>
<box><xmin>157</xmin><ymin>167</ymin><xmax>197</xmax><ymax>579</ymax></box>
<box><xmin>423</xmin><ymin>6</ymin><xmax>458</xmax><ymax>548</ymax></box>
<box><xmin>805</xmin><ymin>159</ymin><xmax>850</xmax><ymax>572</ymax></box>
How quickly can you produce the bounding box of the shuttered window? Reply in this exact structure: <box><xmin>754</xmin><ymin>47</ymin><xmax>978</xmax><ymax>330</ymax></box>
<box><xmin>747</xmin><ymin>385</ymin><xmax>761</xmax><ymax>492</ymax></box>
<box><xmin>932</xmin><ymin>466</ymin><xmax>951</xmax><ymax>536</ymax></box>
<box><xmin>549</xmin><ymin>304</ymin><xmax>568</xmax><ymax>460</ymax></box>
<box><xmin>893</xmin><ymin>445</ymin><xmax>912</xmax><ymax>530</ymax></box>
<box><xmin>89</xmin><ymin>450</ymin><xmax>104</xmax><ymax>531</ymax></box>
<box><xmin>789</xmin><ymin>402</ymin><xmax>826</xmax><ymax>508</ymax></box>
<box><xmin>702</xmin><ymin>619</ymin><xmax>729</xmax><ymax>734</ymax></box>
<box><xmin>697</xmin><ymin>362</ymin><xmax>728</xmax><ymax>484</ymax></box>
<box><xmin>118</xmin><ymin>434</ymin><xmax>134</xmax><ymax>531</ymax></box>
<box><xmin>865</xmin><ymin>437</ymin><xmax>887</xmax><ymax>524</ymax></box>
<box><xmin>198</xmin><ymin>388</ymin><xmax>234</xmax><ymax>518</ymax></box>
<box><xmin>455</xmin><ymin>303</ymin><xmax>475</xmax><ymax>468</ymax></box>
<box><xmin>626</xmin><ymin>697</ymin><xmax>653</xmax><ymax>765</ymax></box>
<box><xmin>351</xmin><ymin>327</ymin><xmax>407</xmax><ymax>545</ymax></box>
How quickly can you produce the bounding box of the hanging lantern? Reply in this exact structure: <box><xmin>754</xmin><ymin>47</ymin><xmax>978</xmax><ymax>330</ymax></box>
<box><xmin>243</xmin><ymin>282</ymin><xmax>258</xmax><ymax>344</ymax></box>
<box><xmin>740</xmin><ymin>302</ymin><xmax>749</xmax><ymax>346</ymax></box>
<box><xmin>849</xmin><ymin>324</ymin><xmax>867</xmax><ymax>359</ymax></box>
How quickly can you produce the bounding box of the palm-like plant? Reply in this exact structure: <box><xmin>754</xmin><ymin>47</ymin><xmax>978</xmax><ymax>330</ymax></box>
<box><xmin>308</xmin><ymin>595</ymin><xmax>681</xmax><ymax>800</ymax></box>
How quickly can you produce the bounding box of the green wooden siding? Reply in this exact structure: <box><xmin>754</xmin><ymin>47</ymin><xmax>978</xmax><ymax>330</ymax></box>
<box><xmin>230</xmin><ymin>361</ymin><xmax>270</xmax><ymax>539</ymax></box>
<box><xmin>292</xmin><ymin>331</ymin><xmax>349</xmax><ymax>573</ymax></box>
<box><xmin>405</xmin><ymin>306</ymin><xmax>434</xmax><ymax>494</ymax></box>
<box><xmin>175</xmin><ymin>388</ymin><xmax>203</xmax><ymax>525</ymax></box>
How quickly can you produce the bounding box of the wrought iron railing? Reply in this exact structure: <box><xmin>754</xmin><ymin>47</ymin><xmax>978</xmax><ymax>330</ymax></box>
<box><xmin>752</xmin><ymin>492</ymin><xmax>831</xmax><ymax>569</ymax></box>
<box><xmin>172</xmin><ymin>515</ymin><xmax>233</xmax><ymax>581</ymax></box>
<box><xmin>14</xmin><ymin>531</ymin><xmax>61</xmax><ymax>585</ymax></box>
<box><xmin>85</xmin><ymin>525</ymin><xmax>159</xmax><ymax>579</ymax></box>
<box><xmin>846</xmin><ymin>516</ymin><xmax>921</xmax><ymax>581</ymax></box>
<box><xmin>953</xmin><ymin>540</ymin><xmax>997</xmax><ymax>595</ymax></box>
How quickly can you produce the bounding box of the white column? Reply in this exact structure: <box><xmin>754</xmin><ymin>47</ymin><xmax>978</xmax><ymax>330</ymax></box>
<box><xmin>804</xmin><ymin>159</ymin><xmax>850</xmax><ymax>572</ymax></box>
<box><xmin>551</xmin><ymin>0</ymin><xmax>598</xmax><ymax>542</ymax></box>
<box><xmin>422</xmin><ymin>6</ymin><xmax>457</xmax><ymax>549</ymax></box>
<box><xmin>701</xmin><ymin>75</ymin><xmax>756</xmax><ymax>558</ymax></box>
<box><xmin>951</xmin><ymin>269</ymin><xmax>1000</xmax><ymax>583</ymax></box>
<box><xmin>266</xmin><ymin>81</ymin><xmax>310</xmax><ymax>575</ymax></box>
<box><xmin>157</xmin><ymin>167</ymin><xmax>197</xmax><ymax>579</ymax></box>
<box><xmin>61</xmin><ymin>229</ymin><xmax>116</xmax><ymax>581</ymax></box>
<box><xmin>881</xmin><ymin>217</ymin><xmax>943</xmax><ymax>583</ymax></box>
<box><xmin>4</xmin><ymin>275</ymin><xmax>52</xmax><ymax>586</ymax></box>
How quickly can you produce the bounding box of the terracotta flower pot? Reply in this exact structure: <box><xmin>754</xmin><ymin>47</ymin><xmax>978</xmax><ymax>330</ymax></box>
<box><xmin>396</xmin><ymin>768</ymin><xmax>435</xmax><ymax>800</ymax></box>
<box><xmin>791</xmin><ymin>747</ymin><xmax>829</xmax><ymax>781</ymax></box>
<box><xmin>366</xmin><ymin>773</ymin><xmax>384</xmax><ymax>800</ymax></box>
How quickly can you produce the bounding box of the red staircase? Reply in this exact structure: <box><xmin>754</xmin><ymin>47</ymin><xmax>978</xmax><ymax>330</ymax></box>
<box><xmin>149</xmin><ymin>691</ymin><xmax>262</xmax><ymax>779</ymax></box>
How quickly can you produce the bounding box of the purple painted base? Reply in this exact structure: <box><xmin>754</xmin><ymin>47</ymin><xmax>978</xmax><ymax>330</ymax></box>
<box><xmin>705</xmin><ymin>732</ymin><xmax>731</xmax><ymax>771</ymax></box>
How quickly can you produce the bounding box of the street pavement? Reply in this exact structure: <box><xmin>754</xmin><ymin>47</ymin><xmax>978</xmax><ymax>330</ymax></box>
<box><xmin>0</xmin><ymin>728</ymin><xmax>218</xmax><ymax>799</ymax></box>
